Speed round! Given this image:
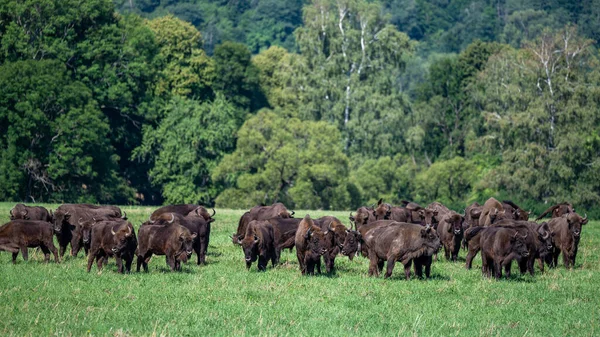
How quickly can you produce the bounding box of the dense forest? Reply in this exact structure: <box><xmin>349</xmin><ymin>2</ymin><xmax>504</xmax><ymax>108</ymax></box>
<box><xmin>1</xmin><ymin>0</ymin><xmax>599</xmax><ymax>213</ymax></box>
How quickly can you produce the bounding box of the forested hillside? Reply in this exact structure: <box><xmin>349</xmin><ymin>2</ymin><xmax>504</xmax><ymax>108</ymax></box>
<box><xmin>1</xmin><ymin>0</ymin><xmax>599</xmax><ymax>213</ymax></box>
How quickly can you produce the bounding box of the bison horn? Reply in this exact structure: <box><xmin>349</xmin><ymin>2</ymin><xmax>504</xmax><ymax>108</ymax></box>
<box><xmin>168</xmin><ymin>213</ymin><xmax>175</xmax><ymax>224</ymax></box>
<box><xmin>9</xmin><ymin>208</ymin><xmax>13</xmax><ymax>216</ymax></box>
<box><xmin>78</xmin><ymin>217</ymin><xmax>84</xmax><ymax>225</ymax></box>
<box><xmin>23</xmin><ymin>209</ymin><xmax>28</xmax><ymax>216</ymax></box>
<box><xmin>194</xmin><ymin>207</ymin><xmax>201</xmax><ymax>217</ymax></box>
<box><xmin>583</xmin><ymin>213</ymin><xmax>588</xmax><ymax>222</ymax></box>
<box><xmin>111</xmin><ymin>226</ymin><xmax>117</xmax><ymax>235</ymax></box>
<box><xmin>237</xmin><ymin>236</ymin><xmax>243</xmax><ymax>244</ymax></box>
<box><xmin>121</xmin><ymin>211</ymin><xmax>127</xmax><ymax>219</ymax></box>
<box><xmin>528</xmin><ymin>210</ymin><xmax>532</xmax><ymax>215</ymax></box>
<box><xmin>290</xmin><ymin>210</ymin><xmax>295</xmax><ymax>216</ymax></box>
<box><xmin>542</xmin><ymin>231</ymin><xmax>550</xmax><ymax>240</ymax></box>
<box><xmin>254</xmin><ymin>234</ymin><xmax>259</xmax><ymax>242</ymax></box>
<box><xmin>149</xmin><ymin>215</ymin><xmax>155</xmax><ymax>224</ymax></box>
<box><xmin>211</xmin><ymin>208</ymin><xmax>216</xmax><ymax>217</ymax></box>
<box><xmin>126</xmin><ymin>225</ymin><xmax>132</xmax><ymax>236</ymax></box>
<box><xmin>328</xmin><ymin>221</ymin><xmax>334</xmax><ymax>232</ymax></box>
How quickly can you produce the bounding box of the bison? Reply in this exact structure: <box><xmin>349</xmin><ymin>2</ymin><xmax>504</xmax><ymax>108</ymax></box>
<box><xmin>479</xmin><ymin>227</ymin><xmax>529</xmax><ymax>279</ymax></box>
<box><xmin>295</xmin><ymin>215</ymin><xmax>328</xmax><ymax>275</ymax></box>
<box><xmin>238</xmin><ymin>220</ymin><xmax>280</xmax><ymax>271</ymax></box>
<box><xmin>9</xmin><ymin>204</ymin><xmax>53</xmax><ymax>222</ymax></box>
<box><xmin>349</xmin><ymin>206</ymin><xmax>375</xmax><ymax>228</ymax></box>
<box><xmin>364</xmin><ymin>222</ymin><xmax>441</xmax><ymax>279</ymax></box>
<box><xmin>233</xmin><ymin>203</ymin><xmax>294</xmax><ymax>244</ymax></box>
<box><xmin>150</xmin><ymin>204</ymin><xmax>215</xmax><ymax>223</ymax></box>
<box><xmin>0</xmin><ymin>220</ymin><xmax>59</xmax><ymax>263</ymax></box>
<box><xmin>464</xmin><ymin>202</ymin><xmax>482</xmax><ymax>228</ymax></box>
<box><xmin>478</xmin><ymin>198</ymin><xmax>507</xmax><ymax>227</ymax></box>
<box><xmin>535</xmin><ymin>202</ymin><xmax>574</xmax><ymax>221</ymax></box>
<box><xmin>136</xmin><ymin>224</ymin><xmax>197</xmax><ymax>272</ymax></box>
<box><xmin>437</xmin><ymin>213</ymin><xmax>465</xmax><ymax>262</ymax></box>
<box><xmin>86</xmin><ymin>220</ymin><xmax>137</xmax><ymax>273</ymax></box>
<box><xmin>502</xmin><ymin>200</ymin><xmax>530</xmax><ymax>221</ymax></box>
<box><xmin>548</xmin><ymin>212</ymin><xmax>588</xmax><ymax>268</ymax></box>
<box><xmin>314</xmin><ymin>216</ymin><xmax>348</xmax><ymax>273</ymax></box>
<box><xmin>340</xmin><ymin>220</ymin><xmax>396</xmax><ymax>258</ymax></box>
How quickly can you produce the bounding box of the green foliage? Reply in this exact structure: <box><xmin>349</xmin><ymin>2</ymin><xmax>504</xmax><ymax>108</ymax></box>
<box><xmin>213</xmin><ymin>109</ymin><xmax>350</xmax><ymax>209</ymax></box>
<box><xmin>134</xmin><ymin>95</ymin><xmax>243</xmax><ymax>204</ymax></box>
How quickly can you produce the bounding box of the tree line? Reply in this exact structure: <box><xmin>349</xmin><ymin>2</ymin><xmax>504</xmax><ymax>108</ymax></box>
<box><xmin>1</xmin><ymin>0</ymin><xmax>599</xmax><ymax>215</ymax></box>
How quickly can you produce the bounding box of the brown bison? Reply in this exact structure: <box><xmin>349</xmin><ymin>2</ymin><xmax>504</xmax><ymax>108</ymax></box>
<box><xmin>548</xmin><ymin>213</ymin><xmax>588</xmax><ymax>268</ymax></box>
<box><xmin>86</xmin><ymin>220</ymin><xmax>137</xmax><ymax>273</ymax></box>
<box><xmin>340</xmin><ymin>220</ymin><xmax>397</xmax><ymax>258</ymax></box>
<box><xmin>437</xmin><ymin>213</ymin><xmax>465</xmax><ymax>262</ymax></box>
<box><xmin>315</xmin><ymin>216</ymin><xmax>348</xmax><ymax>273</ymax></box>
<box><xmin>364</xmin><ymin>222</ymin><xmax>441</xmax><ymax>279</ymax></box>
<box><xmin>295</xmin><ymin>215</ymin><xmax>328</xmax><ymax>275</ymax></box>
<box><xmin>349</xmin><ymin>206</ymin><xmax>375</xmax><ymax>228</ymax></box>
<box><xmin>535</xmin><ymin>202</ymin><xmax>574</xmax><ymax>221</ymax></box>
<box><xmin>480</xmin><ymin>227</ymin><xmax>529</xmax><ymax>279</ymax></box>
<box><xmin>150</xmin><ymin>204</ymin><xmax>215</xmax><ymax>222</ymax></box>
<box><xmin>136</xmin><ymin>224</ymin><xmax>197</xmax><ymax>272</ymax></box>
<box><xmin>0</xmin><ymin>220</ymin><xmax>59</xmax><ymax>263</ymax></box>
<box><xmin>53</xmin><ymin>204</ymin><xmax>126</xmax><ymax>257</ymax></box>
<box><xmin>263</xmin><ymin>217</ymin><xmax>301</xmax><ymax>251</ymax></box>
<box><xmin>464</xmin><ymin>202</ymin><xmax>482</xmax><ymax>228</ymax></box>
<box><xmin>502</xmin><ymin>200</ymin><xmax>530</xmax><ymax>221</ymax></box>
<box><xmin>238</xmin><ymin>220</ymin><xmax>280</xmax><ymax>271</ymax></box>
<box><xmin>9</xmin><ymin>204</ymin><xmax>53</xmax><ymax>222</ymax></box>
<box><xmin>479</xmin><ymin>198</ymin><xmax>507</xmax><ymax>227</ymax></box>
<box><xmin>233</xmin><ymin>203</ymin><xmax>294</xmax><ymax>244</ymax></box>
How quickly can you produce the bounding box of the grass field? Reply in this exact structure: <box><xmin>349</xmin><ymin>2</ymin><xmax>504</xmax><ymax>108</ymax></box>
<box><xmin>0</xmin><ymin>203</ymin><xmax>599</xmax><ymax>336</ymax></box>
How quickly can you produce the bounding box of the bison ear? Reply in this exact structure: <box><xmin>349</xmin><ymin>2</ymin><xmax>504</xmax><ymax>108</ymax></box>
<box><xmin>304</xmin><ymin>228</ymin><xmax>312</xmax><ymax>240</ymax></box>
<box><xmin>377</xmin><ymin>198</ymin><xmax>383</xmax><ymax>205</ymax></box>
<box><xmin>191</xmin><ymin>232</ymin><xmax>197</xmax><ymax>239</ymax></box>
<box><xmin>253</xmin><ymin>234</ymin><xmax>259</xmax><ymax>242</ymax></box>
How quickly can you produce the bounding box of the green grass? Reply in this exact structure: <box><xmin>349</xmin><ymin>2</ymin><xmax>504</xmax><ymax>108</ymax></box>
<box><xmin>0</xmin><ymin>203</ymin><xmax>599</xmax><ymax>336</ymax></box>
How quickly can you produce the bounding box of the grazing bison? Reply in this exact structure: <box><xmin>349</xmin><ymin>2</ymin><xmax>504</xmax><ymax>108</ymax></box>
<box><xmin>0</xmin><ymin>220</ymin><xmax>59</xmax><ymax>263</ymax></box>
<box><xmin>233</xmin><ymin>203</ymin><xmax>294</xmax><ymax>244</ymax></box>
<box><xmin>349</xmin><ymin>206</ymin><xmax>375</xmax><ymax>228</ymax></box>
<box><xmin>502</xmin><ymin>201</ymin><xmax>530</xmax><ymax>221</ymax></box>
<box><xmin>480</xmin><ymin>227</ymin><xmax>529</xmax><ymax>279</ymax></box>
<box><xmin>478</xmin><ymin>198</ymin><xmax>507</xmax><ymax>227</ymax></box>
<box><xmin>9</xmin><ymin>204</ymin><xmax>53</xmax><ymax>222</ymax></box>
<box><xmin>535</xmin><ymin>202</ymin><xmax>574</xmax><ymax>221</ymax></box>
<box><xmin>548</xmin><ymin>213</ymin><xmax>588</xmax><ymax>269</ymax></box>
<box><xmin>295</xmin><ymin>215</ymin><xmax>328</xmax><ymax>275</ymax></box>
<box><xmin>364</xmin><ymin>222</ymin><xmax>441</xmax><ymax>279</ymax></box>
<box><xmin>53</xmin><ymin>204</ymin><xmax>126</xmax><ymax>257</ymax></box>
<box><xmin>238</xmin><ymin>220</ymin><xmax>280</xmax><ymax>271</ymax></box>
<box><xmin>136</xmin><ymin>224</ymin><xmax>197</xmax><ymax>272</ymax></box>
<box><xmin>437</xmin><ymin>213</ymin><xmax>465</xmax><ymax>262</ymax></box>
<box><xmin>87</xmin><ymin>221</ymin><xmax>137</xmax><ymax>273</ymax></box>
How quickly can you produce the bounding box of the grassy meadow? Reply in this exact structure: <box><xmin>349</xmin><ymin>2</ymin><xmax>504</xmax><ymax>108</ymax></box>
<box><xmin>0</xmin><ymin>202</ymin><xmax>599</xmax><ymax>336</ymax></box>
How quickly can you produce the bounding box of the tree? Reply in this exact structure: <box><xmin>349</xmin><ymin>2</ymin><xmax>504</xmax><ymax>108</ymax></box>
<box><xmin>213</xmin><ymin>109</ymin><xmax>351</xmax><ymax>209</ymax></box>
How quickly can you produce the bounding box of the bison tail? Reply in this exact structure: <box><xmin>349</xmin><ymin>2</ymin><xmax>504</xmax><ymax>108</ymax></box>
<box><xmin>534</xmin><ymin>205</ymin><xmax>558</xmax><ymax>221</ymax></box>
<box><xmin>465</xmin><ymin>226</ymin><xmax>485</xmax><ymax>241</ymax></box>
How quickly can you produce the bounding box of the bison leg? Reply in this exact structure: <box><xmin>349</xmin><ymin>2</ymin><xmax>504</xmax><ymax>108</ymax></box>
<box><xmin>424</xmin><ymin>257</ymin><xmax>432</xmax><ymax>279</ymax></box>
<box><xmin>444</xmin><ymin>245</ymin><xmax>450</xmax><ymax>261</ymax></box>
<box><xmin>377</xmin><ymin>260</ymin><xmax>385</xmax><ymax>273</ymax></box>
<box><xmin>40</xmin><ymin>245</ymin><xmax>51</xmax><ymax>262</ymax></box>
<box><xmin>136</xmin><ymin>255</ymin><xmax>145</xmax><ymax>272</ymax></box>
<box><xmin>552</xmin><ymin>248</ymin><xmax>560</xmax><ymax>268</ymax></box>
<box><xmin>20</xmin><ymin>246</ymin><xmax>28</xmax><ymax>262</ymax></box>
<box><xmin>504</xmin><ymin>261</ymin><xmax>512</xmax><ymax>279</ymax></box>
<box><xmin>305</xmin><ymin>258</ymin><xmax>315</xmax><ymax>275</ymax></box>
<box><xmin>115</xmin><ymin>257</ymin><xmax>124</xmax><ymax>273</ymax></box>
<box><xmin>195</xmin><ymin>240</ymin><xmax>203</xmax><ymax>265</ymax></box>
<box><xmin>296</xmin><ymin>251</ymin><xmax>305</xmax><ymax>274</ymax></box>
<box><xmin>257</xmin><ymin>255</ymin><xmax>267</xmax><ymax>272</ymax></box>
<box><xmin>12</xmin><ymin>251</ymin><xmax>18</xmax><ymax>264</ymax></box>
<box><xmin>465</xmin><ymin>246</ymin><xmax>479</xmax><ymax>270</ymax></box>
<box><xmin>368</xmin><ymin>255</ymin><xmax>379</xmax><ymax>277</ymax></box>
<box><xmin>562</xmin><ymin>252</ymin><xmax>571</xmax><ymax>269</ymax></box>
<box><xmin>494</xmin><ymin>260</ymin><xmax>502</xmax><ymax>280</ymax></box>
<box><xmin>124</xmin><ymin>255</ymin><xmax>133</xmax><ymax>273</ymax></box>
<box><xmin>403</xmin><ymin>260</ymin><xmax>413</xmax><ymax>280</ymax></box>
<box><xmin>45</xmin><ymin>240</ymin><xmax>59</xmax><ymax>263</ymax></box>
<box><xmin>167</xmin><ymin>255</ymin><xmax>176</xmax><ymax>271</ymax></box>
<box><xmin>316</xmin><ymin>258</ymin><xmax>322</xmax><ymax>274</ymax></box>
<box><xmin>87</xmin><ymin>251</ymin><xmax>96</xmax><ymax>272</ymax></box>
<box><xmin>384</xmin><ymin>258</ymin><xmax>396</xmax><ymax>279</ymax></box>
<box><xmin>59</xmin><ymin>245</ymin><xmax>67</xmax><ymax>259</ymax></box>
<box><xmin>413</xmin><ymin>260</ymin><xmax>423</xmax><ymax>279</ymax></box>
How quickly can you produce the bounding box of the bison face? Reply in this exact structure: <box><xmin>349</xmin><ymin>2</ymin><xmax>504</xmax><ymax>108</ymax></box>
<box><xmin>241</xmin><ymin>235</ymin><xmax>259</xmax><ymax>266</ymax></box>
<box><xmin>536</xmin><ymin>223</ymin><xmax>553</xmax><ymax>256</ymax></box>
<box><xmin>111</xmin><ymin>225</ymin><xmax>134</xmax><ymax>254</ymax></box>
<box><xmin>53</xmin><ymin>211</ymin><xmax>71</xmax><ymax>233</ymax></box>
<box><xmin>341</xmin><ymin>230</ymin><xmax>361</xmax><ymax>257</ymax></box>
<box><xmin>420</xmin><ymin>226</ymin><xmax>441</xmax><ymax>254</ymax></box>
<box><xmin>354</xmin><ymin>208</ymin><xmax>371</xmax><ymax>227</ymax></box>
<box><xmin>279</xmin><ymin>210</ymin><xmax>294</xmax><ymax>218</ymax></box>
<box><xmin>79</xmin><ymin>218</ymin><xmax>94</xmax><ymax>244</ymax></box>
<box><xmin>510</xmin><ymin>232</ymin><xmax>529</xmax><ymax>257</ymax></box>
<box><xmin>305</xmin><ymin>228</ymin><xmax>327</xmax><ymax>257</ymax></box>
<box><xmin>419</xmin><ymin>209</ymin><xmax>438</xmax><ymax>228</ymax></box>
<box><xmin>567</xmin><ymin>213</ymin><xmax>588</xmax><ymax>238</ymax></box>
<box><xmin>373</xmin><ymin>203</ymin><xmax>391</xmax><ymax>220</ymax></box>
<box><xmin>448</xmin><ymin>214</ymin><xmax>464</xmax><ymax>235</ymax></box>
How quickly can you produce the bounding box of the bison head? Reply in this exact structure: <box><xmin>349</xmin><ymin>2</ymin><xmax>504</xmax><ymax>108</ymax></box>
<box><xmin>305</xmin><ymin>227</ymin><xmax>327</xmax><ymax>257</ymax></box>
<box><xmin>78</xmin><ymin>218</ymin><xmax>94</xmax><ymax>244</ymax></box>
<box><xmin>353</xmin><ymin>207</ymin><xmax>372</xmax><ymax>227</ymax></box>
<box><xmin>511</xmin><ymin>231</ymin><xmax>529</xmax><ymax>258</ymax></box>
<box><xmin>240</xmin><ymin>233</ymin><xmax>260</xmax><ymax>268</ymax></box>
<box><xmin>111</xmin><ymin>223</ymin><xmax>135</xmax><ymax>254</ymax></box>
<box><xmin>446</xmin><ymin>214</ymin><xmax>464</xmax><ymax>235</ymax></box>
<box><xmin>420</xmin><ymin>226</ymin><xmax>442</xmax><ymax>255</ymax></box>
<box><xmin>566</xmin><ymin>213</ymin><xmax>588</xmax><ymax>238</ymax></box>
<box><xmin>419</xmin><ymin>209</ymin><xmax>439</xmax><ymax>229</ymax></box>
<box><xmin>279</xmin><ymin>209</ymin><xmax>294</xmax><ymax>218</ymax></box>
<box><xmin>340</xmin><ymin>229</ymin><xmax>361</xmax><ymax>258</ymax></box>
<box><xmin>373</xmin><ymin>199</ymin><xmax>391</xmax><ymax>220</ymax></box>
<box><xmin>536</xmin><ymin>222</ymin><xmax>554</xmax><ymax>256</ymax></box>
<box><xmin>192</xmin><ymin>207</ymin><xmax>216</xmax><ymax>223</ymax></box>
<box><xmin>53</xmin><ymin>210</ymin><xmax>71</xmax><ymax>233</ymax></box>
<box><xmin>177</xmin><ymin>230</ymin><xmax>197</xmax><ymax>262</ymax></box>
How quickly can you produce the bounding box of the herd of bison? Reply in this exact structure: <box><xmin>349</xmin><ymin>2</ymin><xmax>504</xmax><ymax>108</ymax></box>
<box><xmin>0</xmin><ymin>198</ymin><xmax>589</xmax><ymax>280</ymax></box>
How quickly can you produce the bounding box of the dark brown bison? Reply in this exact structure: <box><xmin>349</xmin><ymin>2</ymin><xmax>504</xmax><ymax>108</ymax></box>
<box><xmin>53</xmin><ymin>204</ymin><xmax>125</xmax><ymax>257</ymax></box>
<box><xmin>136</xmin><ymin>224</ymin><xmax>197</xmax><ymax>272</ymax></box>
<box><xmin>427</xmin><ymin>202</ymin><xmax>451</xmax><ymax>223</ymax></box>
<box><xmin>464</xmin><ymin>202</ymin><xmax>482</xmax><ymax>228</ymax></box>
<box><xmin>233</xmin><ymin>203</ymin><xmax>294</xmax><ymax>244</ymax></box>
<box><xmin>238</xmin><ymin>220</ymin><xmax>280</xmax><ymax>271</ymax></box>
<box><xmin>9</xmin><ymin>204</ymin><xmax>53</xmax><ymax>222</ymax></box>
<box><xmin>150</xmin><ymin>204</ymin><xmax>215</xmax><ymax>222</ymax></box>
<box><xmin>502</xmin><ymin>201</ymin><xmax>530</xmax><ymax>221</ymax></box>
<box><xmin>437</xmin><ymin>213</ymin><xmax>465</xmax><ymax>262</ymax></box>
<box><xmin>314</xmin><ymin>216</ymin><xmax>348</xmax><ymax>273</ymax></box>
<box><xmin>0</xmin><ymin>220</ymin><xmax>59</xmax><ymax>263</ymax></box>
<box><xmin>479</xmin><ymin>198</ymin><xmax>507</xmax><ymax>227</ymax></box>
<box><xmin>480</xmin><ymin>227</ymin><xmax>529</xmax><ymax>279</ymax></box>
<box><xmin>535</xmin><ymin>202</ymin><xmax>574</xmax><ymax>221</ymax></box>
<box><xmin>548</xmin><ymin>212</ymin><xmax>588</xmax><ymax>268</ymax></box>
<box><xmin>340</xmin><ymin>220</ymin><xmax>396</xmax><ymax>258</ymax></box>
<box><xmin>364</xmin><ymin>222</ymin><xmax>441</xmax><ymax>279</ymax></box>
<box><xmin>295</xmin><ymin>215</ymin><xmax>328</xmax><ymax>275</ymax></box>
<box><xmin>264</xmin><ymin>217</ymin><xmax>301</xmax><ymax>251</ymax></box>
<box><xmin>349</xmin><ymin>206</ymin><xmax>375</xmax><ymax>228</ymax></box>
<box><xmin>86</xmin><ymin>220</ymin><xmax>137</xmax><ymax>273</ymax></box>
